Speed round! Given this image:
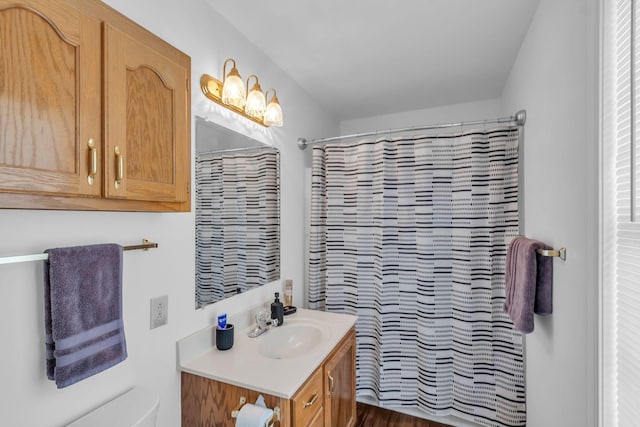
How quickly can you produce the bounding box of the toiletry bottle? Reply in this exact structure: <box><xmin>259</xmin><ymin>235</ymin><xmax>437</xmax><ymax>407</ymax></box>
<box><xmin>284</xmin><ymin>279</ymin><xmax>293</xmax><ymax>307</ymax></box>
<box><xmin>271</xmin><ymin>292</ymin><xmax>284</xmax><ymax>326</ymax></box>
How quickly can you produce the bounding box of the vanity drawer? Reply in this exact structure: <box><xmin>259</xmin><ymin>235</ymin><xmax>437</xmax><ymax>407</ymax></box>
<box><xmin>308</xmin><ymin>407</ymin><xmax>324</xmax><ymax>427</ymax></box>
<box><xmin>292</xmin><ymin>366</ymin><xmax>323</xmax><ymax>426</ymax></box>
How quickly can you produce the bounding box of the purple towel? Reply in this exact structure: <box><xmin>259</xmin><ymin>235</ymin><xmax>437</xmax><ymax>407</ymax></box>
<box><xmin>503</xmin><ymin>236</ymin><xmax>553</xmax><ymax>333</ymax></box>
<box><xmin>44</xmin><ymin>244</ymin><xmax>126</xmax><ymax>388</ymax></box>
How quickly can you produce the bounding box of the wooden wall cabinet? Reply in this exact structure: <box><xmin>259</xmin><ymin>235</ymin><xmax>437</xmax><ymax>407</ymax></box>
<box><xmin>0</xmin><ymin>0</ymin><xmax>190</xmax><ymax>211</ymax></box>
<box><xmin>181</xmin><ymin>328</ymin><xmax>356</xmax><ymax>427</ymax></box>
<box><xmin>0</xmin><ymin>0</ymin><xmax>102</xmax><ymax>199</ymax></box>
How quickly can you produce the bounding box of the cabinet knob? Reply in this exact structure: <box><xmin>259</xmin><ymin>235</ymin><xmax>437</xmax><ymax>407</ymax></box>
<box><xmin>303</xmin><ymin>391</ymin><xmax>319</xmax><ymax>408</ymax></box>
<box><xmin>87</xmin><ymin>138</ymin><xmax>97</xmax><ymax>185</ymax></box>
<box><xmin>114</xmin><ymin>146</ymin><xmax>124</xmax><ymax>189</ymax></box>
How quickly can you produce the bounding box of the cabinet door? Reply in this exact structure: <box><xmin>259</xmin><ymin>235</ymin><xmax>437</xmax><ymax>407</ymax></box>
<box><xmin>103</xmin><ymin>23</ymin><xmax>189</xmax><ymax>203</ymax></box>
<box><xmin>325</xmin><ymin>329</ymin><xmax>356</xmax><ymax>427</ymax></box>
<box><xmin>0</xmin><ymin>0</ymin><xmax>101</xmax><ymax>197</ymax></box>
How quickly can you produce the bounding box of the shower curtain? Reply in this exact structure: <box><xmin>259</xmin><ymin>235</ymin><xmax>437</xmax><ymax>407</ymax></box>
<box><xmin>195</xmin><ymin>150</ymin><xmax>280</xmax><ymax>307</ymax></box>
<box><xmin>308</xmin><ymin>127</ymin><xmax>525</xmax><ymax>427</ymax></box>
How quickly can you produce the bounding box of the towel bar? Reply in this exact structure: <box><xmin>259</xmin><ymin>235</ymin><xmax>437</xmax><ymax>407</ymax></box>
<box><xmin>536</xmin><ymin>247</ymin><xmax>566</xmax><ymax>261</ymax></box>
<box><xmin>0</xmin><ymin>239</ymin><xmax>158</xmax><ymax>265</ymax></box>
<box><xmin>231</xmin><ymin>396</ymin><xmax>280</xmax><ymax>426</ymax></box>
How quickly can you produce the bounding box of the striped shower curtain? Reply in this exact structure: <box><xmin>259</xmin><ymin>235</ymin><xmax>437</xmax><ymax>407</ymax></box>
<box><xmin>195</xmin><ymin>150</ymin><xmax>280</xmax><ymax>308</ymax></box>
<box><xmin>308</xmin><ymin>127</ymin><xmax>525</xmax><ymax>427</ymax></box>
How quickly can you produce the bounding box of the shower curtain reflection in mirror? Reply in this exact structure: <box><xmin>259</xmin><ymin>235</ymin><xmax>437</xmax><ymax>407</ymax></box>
<box><xmin>195</xmin><ymin>148</ymin><xmax>280</xmax><ymax>308</ymax></box>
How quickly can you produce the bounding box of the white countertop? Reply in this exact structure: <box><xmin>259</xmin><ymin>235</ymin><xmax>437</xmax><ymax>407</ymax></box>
<box><xmin>177</xmin><ymin>308</ymin><xmax>357</xmax><ymax>398</ymax></box>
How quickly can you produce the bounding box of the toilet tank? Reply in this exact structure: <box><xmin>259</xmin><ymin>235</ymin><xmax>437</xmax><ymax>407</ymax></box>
<box><xmin>66</xmin><ymin>387</ymin><xmax>160</xmax><ymax>427</ymax></box>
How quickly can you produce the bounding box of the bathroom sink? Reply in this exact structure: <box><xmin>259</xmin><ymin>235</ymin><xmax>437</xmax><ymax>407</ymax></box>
<box><xmin>257</xmin><ymin>322</ymin><xmax>327</xmax><ymax>359</ymax></box>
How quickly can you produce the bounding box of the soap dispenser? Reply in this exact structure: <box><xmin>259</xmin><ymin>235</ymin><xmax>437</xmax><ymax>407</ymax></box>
<box><xmin>271</xmin><ymin>292</ymin><xmax>284</xmax><ymax>326</ymax></box>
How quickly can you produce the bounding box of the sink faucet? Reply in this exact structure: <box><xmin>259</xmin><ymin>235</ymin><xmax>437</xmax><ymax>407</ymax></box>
<box><xmin>247</xmin><ymin>310</ymin><xmax>279</xmax><ymax>338</ymax></box>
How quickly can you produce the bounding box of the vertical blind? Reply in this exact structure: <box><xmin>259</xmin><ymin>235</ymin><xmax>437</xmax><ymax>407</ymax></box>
<box><xmin>603</xmin><ymin>0</ymin><xmax>640</xmax><ymax>425</ymax></box>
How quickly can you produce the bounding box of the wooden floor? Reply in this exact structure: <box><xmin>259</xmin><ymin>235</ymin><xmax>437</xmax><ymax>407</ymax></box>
<box><xmin>356</xmin><ymin>403</ymin><xmax>453</xmax><ymax>427</ymax></box>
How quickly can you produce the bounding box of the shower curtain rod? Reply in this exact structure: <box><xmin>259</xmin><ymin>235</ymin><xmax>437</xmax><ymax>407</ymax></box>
<box><xmin>297</xmin><ymin>109</ymin><xmax>526</xmax><ymax>150</ymax></box>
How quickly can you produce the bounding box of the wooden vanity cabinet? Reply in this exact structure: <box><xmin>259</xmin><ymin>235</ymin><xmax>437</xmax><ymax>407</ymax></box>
<box><xmin>309</xmin><ymin>410</ymin><xmax>325</xmax><ymax>427</ymax></box>
<box><xmin>324</xmin><ymin>328</ymin><xmax>356</xmax><ymax>427</ymax></box>
<box><xmin>292</xmin><ymin>366</ymin><xmax>324</xmax><ymax>426</ymax></box>
<box><xmin>0</xmin><ymin>0</ymin><xmax>190</xmax><ymax>212</ymax></box>
<box><xmin>181</xmin><ymin>328</ymin><xmax>356</xmax><ymax>427</ymax></box>
<box><xmin>181</xmin><ymin>375</ymin><xmax>292</xmax><ymax>427</ymax></box>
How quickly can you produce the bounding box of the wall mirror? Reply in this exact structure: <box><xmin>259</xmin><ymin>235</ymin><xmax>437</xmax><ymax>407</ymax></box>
<box><xmin>195</xmin><ymin>117</ymin><xmax>280</xmax><ymax>308</ymax></box>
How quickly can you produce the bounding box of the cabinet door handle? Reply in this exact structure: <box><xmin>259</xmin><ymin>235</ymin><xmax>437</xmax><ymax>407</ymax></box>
<box><xmin>87</xmin><ymin>138</ymin><xmax>97</xmax><ymax>185</ymax></box>
<box><xmin>303</xmin><ymin>391</ymin><xmax>319</xmax><ymax>408</ymax></box>
<box><xmin>328</xmin><ymin>372</ymin><xmax>335</xmax><ymax>395</ymax></box>
<box><xmin>114</xmin><ymin>146</ymin><xmax>124</xmax><ymax>189</ymax></box>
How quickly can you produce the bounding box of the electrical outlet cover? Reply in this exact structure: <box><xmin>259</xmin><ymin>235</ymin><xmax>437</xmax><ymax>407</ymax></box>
<box><xmin>150</xmin><ymin>295</ymin><xmax>168</xmax><ymax>329</ymax></box>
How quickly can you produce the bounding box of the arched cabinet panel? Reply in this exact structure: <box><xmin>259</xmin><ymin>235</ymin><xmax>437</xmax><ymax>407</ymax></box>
<box><xmin>104</xmin><ymin>24</ymin><xmax>189</xmax><ymax>204</ymax></box>
<box><xmin>0</xmin><ymin>1</ymin><xmax>101</xmax><ymax>197</ymax></box>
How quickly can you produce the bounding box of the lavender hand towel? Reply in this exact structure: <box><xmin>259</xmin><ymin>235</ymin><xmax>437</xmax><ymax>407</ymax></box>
<box><xmin>44</xmin><ymin>244</ymin><xmax>126</xmax><ymax>388</ymax></box>
<box><xmin>503</xmin><ymin>236</ymin><xmax>553</xmax><ymax>333</ymax></box>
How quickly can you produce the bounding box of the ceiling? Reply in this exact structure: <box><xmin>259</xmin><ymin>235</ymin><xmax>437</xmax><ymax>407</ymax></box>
<box><xmin>208</xmin><ymin>1</ymin><xmax>540</xmax><ymax>121</ymax></box>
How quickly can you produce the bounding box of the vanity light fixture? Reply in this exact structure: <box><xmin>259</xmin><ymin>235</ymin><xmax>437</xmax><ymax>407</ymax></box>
<box><xmin>264</xmin><ymin>89</ymin><xmax>283</xmax><ymax>127</ymax></box>
<box><xmin>200</xmin><ymin>58</ymin><xmax>283</xmax><ymax>127</ymax></box>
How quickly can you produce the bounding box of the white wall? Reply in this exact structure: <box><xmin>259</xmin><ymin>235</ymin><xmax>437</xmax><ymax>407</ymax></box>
<box><xmin>0</xmin><ymin>1</ymin><xmax>337</xmax><ymax>426</ymax></box>
<box><xmin>340</xmin><ymin>98</ymin><xmax>502</xmax><ymax>135</ymax></box>
<box><xmin>501</xmin><ymin>0</ymin><xmax>599</xmax><ymax>426</ymax></box>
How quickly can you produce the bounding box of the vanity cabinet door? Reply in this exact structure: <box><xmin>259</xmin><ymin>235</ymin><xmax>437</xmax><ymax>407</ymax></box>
<box><xmin>324</xmin><ymin>328</ymin><xmax>356</xmax><ymax>427</ymax></box>
<box><xmin>103</xmin><ymin>22</ymin><xmax>190</xmax><ymax>206</ymax></box>
<box><xmin>0</xmin><ymin>0</ymin><xmax>102</xmax><ymax>197</ymax></box>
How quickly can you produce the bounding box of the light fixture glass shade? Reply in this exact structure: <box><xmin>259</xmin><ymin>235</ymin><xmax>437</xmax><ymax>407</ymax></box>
<box><xmin>222</xmin><ymin>70</ymin><xmax>246</xmax><ymax>108</ymax></box>
<box><xmin>245</xmin><ymin>80</ymin><xmax>266</xmax><ymax>118</ymax></box>
<box><xmin>264</xmin><ymin>96</ymin><xmax>283</xmax><ymax>127</ymax></box>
